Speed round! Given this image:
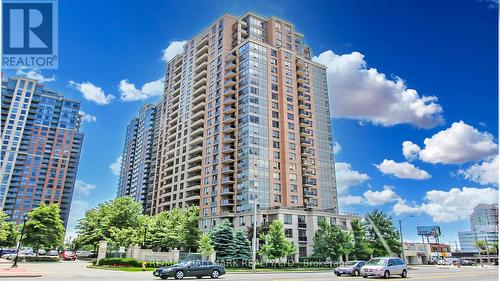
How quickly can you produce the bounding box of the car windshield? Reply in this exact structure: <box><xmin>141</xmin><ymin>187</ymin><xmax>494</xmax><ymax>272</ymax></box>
<box><xmin>344</xmin><ymin>261</ymin><xmax>357</xmax><ymax>266</ymax></box>
<box><xmin>64</xmin><ymin>251</ymin><xmax>74</xmax><ymax>255</ymax></box>
<box><xmin>174</xmin><ymin>261</ymin><xmax>191</xmax><ymax>267</ymax></box>
<box><xmin>366</xmin><ymin>259</ymin><xmax>387</xmax><ymax>266</ymax></box>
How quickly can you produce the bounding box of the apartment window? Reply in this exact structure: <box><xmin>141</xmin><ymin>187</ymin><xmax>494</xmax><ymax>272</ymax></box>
<box><xmin>238</xmin><ymin>216</ymin><xmax>245</xmax><ymax>226</ymax></box>
<box><xmin>272</xmin><ymin>84</ymin><xmax>278</xmax><ymax>91</ymax></box>
<box><xmin>271</xmin><ymin>49</ymin><xmax>277</xmax><ymax>57</ymax></box>
<box><xmin>271</xmin><ymin>67</ymin><xmax>277</xmax><ymax>73</ymax></box>
<box><xmin>287</xmin><ymin>104</ymin><xmax>293</xmax><ymax>111</ymax></box>
<box><xmin>289</xmin><ymin>163</ymin><xmax>296</xmax><ymax>171</ymax></box>
<box><xmin>273</xmin><ymin>183</ymin><xmax>281</xmax><ymax>191</ymax></box>
<box><xmin>288</xmin><ymin>132</ymin><xmax>295</xmax><ymax>140</ymax></box>
<box><xmin>275</xmin><ymin>21</ymin><xmax>281</xmax><ymax>30</ymax></box>
<box><xmin>273</xmin><ymin>141</ymin><xmax>280</xmax><ymax>148</ymax></box>
<box><xmin>273</xmin><ymin>172</ymin><xmax>281</xmax><ymax>180</ymax></box>
<box><xmin>272</xmin><ymin>162</ymin><xmax>280</xmax><ymax>169</ymax></box>
<box><xmin>289</xmin><ymin>142</ymin><xmax>296</xmax><ymax>150</ymax></box>
<box><xmin>272</xmin><ymin>93</ymin><xmax>278</xmax><ymax>100</ymax></box>
<box><xmin>272</xmin><ymin>111</ymin><xmax>279</xmax><ymax>118</ymax></box>
<box><xmin>271</xmin><ymin>59</ymin><xmax>277</xmax><ymax>65</ymax></box>
<box><xmin>284</xmin><ymin>214</ymin><xmax>293</xmax><ymax>224</ymax></box>
<box><xmin>289</xmin><ymin>152</ymin><xmax>296</xmax><ymax>160</ymax></box>
<box><xmin>290</xmin><ymin>184</ymin><xmax>298</xmax><ymax>192</ymax></box>
<box><xmin>290</xmin><ymin>173</ymin><xmax>297</xmax><ymax>182</ymax></box>
<box><xmin>272</xmin><ymin>121</ymin><xmax>279</xmax><ymax>128</ymax></box>
<box><xmin>291</xmin><ymin>195</ymin><xmax>298</xmax><ymax>203</ymax></box>
<box><xmin>287</xmin><ymin>113</ymin><xmax>294</xmax><ymax>120</ymax></box>
<box><xmin>273</xmin><ymin>151</ymin><xmax>280</xmax><ymax>159</ymax></box>
<box><xmin>272</xmin><ymin>130</ymin><xmax>279</xmax><ymax>138</ymax></box>
<box><xmin>274</xmin><ymin>195</ymin><xmax>281</xmax><ymax>203</ymax></box>
<box><xmin>272</xmin><ymin>102</ymin><xmax>279</xmax><ymax>109</ymax></box>
<box><xmin>285</xmin><ymin>229</ymin><xmax>293</xmax><ymax>238</ymax></box>
<box><xmin>288</xmin><ymin>122</ymin><xmax>295</xmax><ymax>130</ymax></box>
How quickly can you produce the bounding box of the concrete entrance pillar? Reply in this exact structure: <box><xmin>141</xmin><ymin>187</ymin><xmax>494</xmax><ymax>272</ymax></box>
<box><xmin>97</xmin><ymin>240</ymin><xmax>108</xmax><ymax>263</ymax></box>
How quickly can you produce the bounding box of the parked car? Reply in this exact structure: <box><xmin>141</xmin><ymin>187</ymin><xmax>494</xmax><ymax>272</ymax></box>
<box><xmin>460</xmin><ymin>259</ymin><xmax>475</xmax><ymax>266</ymax></box>
<box><xmin>153</xmin><ymin>260</ymin><xmax>225</xmax><ymax>279</ymax></box>
<box><xmin>0</xmin><ymin>249</ymin><xmax>16</xmax><ymax>257</ymax></box>
<box><xmin>334</xmin><ymin>260</ymin><xmax>367</xmax><ymax>276</ymax></box>
<box><xmin>59</xmin><ymin>250</ymin><xmax>77</xmax><ymax>261</ymax></box>
<box><xmin>37</xmin><ymin>249</ymin><xmax>46</xmax><ymax>256</ymax></box>
<box><xmin>361</xmin><ymin>257</ymin><xmax>407</xmax><ymax>279</ymax></box>
<box><xmin>46</xmin><ymin>250</ymin><xmax>59</xmax><ymax>256</ymax></box>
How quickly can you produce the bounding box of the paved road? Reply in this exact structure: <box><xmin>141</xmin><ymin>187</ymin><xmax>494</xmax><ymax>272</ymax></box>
<box><xmin>3</xmin><ymin>260</ymin><xmax>498</xmax><ymax>281</ymax></box>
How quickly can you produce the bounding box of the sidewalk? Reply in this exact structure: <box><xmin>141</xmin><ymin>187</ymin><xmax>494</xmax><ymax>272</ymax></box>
<box><xmin>0</xmin><ymin>259</ymin><xmax>42</xmax><ymax>278</ymax></box>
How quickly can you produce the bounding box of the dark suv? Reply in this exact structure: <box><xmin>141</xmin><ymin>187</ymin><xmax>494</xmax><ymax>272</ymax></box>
<box><xmin>153</xmin><ymin>260</ymin><xmax>225</xmax><ymax>279</ymax></box>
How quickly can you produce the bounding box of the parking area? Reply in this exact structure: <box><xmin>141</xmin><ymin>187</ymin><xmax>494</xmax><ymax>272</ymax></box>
<box><xmin>1</xmin><ymin>260</ymin><xmax>498</xmax><ymax>281</ymax></box>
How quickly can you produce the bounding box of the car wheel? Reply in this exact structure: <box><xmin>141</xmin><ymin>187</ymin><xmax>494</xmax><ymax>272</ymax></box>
<box><xmin>174</xmin><ymin>270</ymin><xmax>184</xmax><ymax>279</ymax></box>
<box><xmin>383</xmin><ymin>270</ymin><xmax>390</xmax><ymax>279</ymax></box>
<box><xmin>352</xmin><ymin>270</ymin><xmax>359</xmax><ymax>276</ymax></box>
<box><xmin>210</xmin><ymin>269</ymin><xmax>220</xmax><ymax>279</ymax></box>
<box><xmin>401</xmin><ymin>269</ymin><xmax>407</xmax><ymax>278</ymax></box>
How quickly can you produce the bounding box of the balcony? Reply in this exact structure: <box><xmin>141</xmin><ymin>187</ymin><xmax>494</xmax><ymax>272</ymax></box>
<box><xmin>221</xmin><ymin>166</ymin><xmax>235</xmax><ymax>174</ymax></box>
<box><xmin>303</xmin><ymin>179</ymin><xmax>317</xmax><ymax>187</ymax></box>
<box><xmin>196</xmin><ymin>44</ymin><xmax>208</xmax><ymax>56</ymax></box>
<box><xmin>300</xmin><ymin>128</ymin><xmax>313</xmax><ymax>137</ymax></box>
<box><xmin>221</xmin><ymin>177</ymin><xmax>235</xmax><ymax>184</ymax></box>
<box><xmin>222</xmin><ymin>124</ymin><xmax>236</xmax><ymax>133</ymax></box>
<box><xmin>222</xmin><ymin>145</ymin><xmax>236</xmax><ymax>153</ymax></box>
<box><xmin>301</xmin><ymin>148</ymin><xmax>314</xmax><ymax>156</ymax></box>
<box><xmin>296</xmin><ymin>59</ymin><xmax>306</xmax><ymax>67</ymax></box>
<box><xmin>297</xmin><ymin>83</ymin><xmax>309</xmax><ymax>93</ymax></box>
<box><xmin>221</xmin><ymin>188</ymin><xmax>235</xmax><ymax>195</ymax></box>
<box><xmin>297</xmin><ymin>67</ymin><xmax>306</xmax><ymax>76</ymax></box>
<box><xmin>221</xmin><ymin>155</ymin><xmax>235</xmax><ymax>163</ymax></box>
<box><xmin>224</xmin><ymin>87</ymin><xmax>237</xmax><ymax>96</ymax></box>
<box><xmin>225</xmin><ymin>53</ymin><xmax>237</xmax><ymax>62</ymax></box>
<box><xmin>299</xmin><ymin>110</ymin><xmax>312</xmax><ymax>119</ymax></box>
<box><xmin>223</xmin><ymin>115</ymin><xmax>236</xmax><ymax>123</ymax></box>
<box><xmin>298</xmin><ymin>101</ymin><xmax>311</xmax><ymax>110</ymax></box>
<box><xmin>224</xmin><ymin>70</ymin><xmax>237</xmax><ymax>79</ymax></box>
<box><xmin>302</xmin><ymin>158</ymin><xmax>315</xmax><ymax>166</ymax></box>
<box><xmin>224</xmin><ymin>79</ymin><xmax>237</xmax><ymax>88</ymax></box>
<box><xmin>299</xmin><ymin>118</ymin><xmax>312</xmax><ymax>126</ymax></box>
<box><xmin>223</xmin><ymin>105</ymin><xmax>236</xmax><ymax>114</ymax></box>
<box><xmin>302</xmin><ymin>168</ymin><xmax>315</xmax><ymax>176</ymax></box>
<box><xmin>226</xmin><ymin>62</ymin><xmax>237</xmax><ymax>70</ymax></box>
<box><xmin>223</xmin><ymin>96</ymin><xmax>236</xmax><ymax>105</ymax></box>
<box><xmin>220</xmin><ymin>199</ymin><xmax>235</xmax><ymax>206</ymax></box>
<box><xmin>222</xmin><ymin>135</ymin><xmax>235</xmax><ymax>143</ymax></box>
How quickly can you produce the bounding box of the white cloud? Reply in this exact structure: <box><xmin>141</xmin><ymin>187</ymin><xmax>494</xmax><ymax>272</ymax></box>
<box><xmin>313</xmin><ymin>50</ymin><xmax>444</xmax><ymax>128</ymax></box>
<box><xmin>402</xmin><ymin>141</ymin><xmax>421</xmax><ymax>161</ymax></box>
<box><xmin>458</xmin><ymin>155</ymin><xmax>498</xmax><ymax>186</ymax></box>
<box><xmin>79</xmin><ymin>111</ymin><xmax>96</xmax><ymax>123</ymax></box>
<box><xmin>335</xmin><ymin>162</ymin><xmax>370</xmax><ymax>195</ymax></box>
<box><xmin>333</xmin><ymin>142</ymin><xmax>341</xmax><ymax>154</ymax></box>
<box><xmin>393</xmin><ymin>187</ymin><xmax>499</xmax><ymax>223</ymax></box>
<box><xmin>109</xmin><ymin>155</ymin><xmax>122</xmax><ymax>176</ymax></box>
<box><xmin>375</xmin><ymin>159</ymin><xmax>431</xmax><ymax>180</ymax></box>
<box><xmin>119</xmin><ymin>78</ymin><xmax>164</xmax><ymax>101</ymax></box>
<box><xmin>69</xmin><ymin>80</ymin><xmax>115</xmax><ymax>105</ymax></box>
<box><xmin>162</xmin><ymin>40</ymin><xmax>187</xmax><ymax>62</ymax></box>
<box><xmin>74</xmin><ymin>180</ymin><xmax>96</xmax><ymax>196</ymax></box>
<box><xmin>16</xmin><ymin>68</ymin><xmax>56</xmax><ymax>83</ymax></box>
<box><xmin>412</xmin><ymin>121</ymin><xmax>497</xmax><ymax>164</ymax></box>
<box><xmin>340</xmin><ymin>195</ymin><xmax>364</xmax><ymax>206</ymax></box>
<box><xmin>363</xmin><ymin>185</ymin><xmax>400</xmax><ymax>206</ymax></box>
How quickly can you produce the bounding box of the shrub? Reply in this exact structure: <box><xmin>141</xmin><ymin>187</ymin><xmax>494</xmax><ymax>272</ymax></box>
<box><xmin>24</xmin><ymin>256</ymin><xmax>60</xmax><ymax>262</ymax></box>
<box><xmin>97</xmin><ymin>258</ymin><xmax>141</xmax><ymax>267</ymax></box>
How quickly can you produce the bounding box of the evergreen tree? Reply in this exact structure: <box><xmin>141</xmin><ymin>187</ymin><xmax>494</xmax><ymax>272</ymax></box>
<box><xmin>23</xmin><ymin>204</ymin><xmax>65</xmax><ymax>255</ymax></box>
<box><xmin>350</xmin><ymin>220</ymin><xmax>373</xmax><ymax>260</ymax></box>
<box><xmin>259</xmin><ymin>220</ymin><xmax>295</xmax><ymax>261</ymax></box>
<box><xmin>210</xmin><ymin>219</ymin><xmax>235</xmax><ymax>261</ymax></box>
<box><xmin>313</xmin><ymin>218</ymin><xmax>353</xmax><ymax>261</ymax></box>
<box><xmin>363</xmin><ymin>210</ymin><xmax>402</xmax><ymax>257</ymax></box>
<box><xmin>232</xmin><ymin>229</ymin><xmax>252</xmax><ymax>264</ymax></box>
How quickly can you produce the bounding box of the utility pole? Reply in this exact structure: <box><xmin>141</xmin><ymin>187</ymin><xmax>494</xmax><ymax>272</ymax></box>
<box><xmin>472</xmin><ymin>225</ymin><xmax>483</xmax><ymax>267</ymax></box>
<box><xmin>398</xmin><ymin>215</ymin><xmax>413</xmax><ymax>262</ymax></box>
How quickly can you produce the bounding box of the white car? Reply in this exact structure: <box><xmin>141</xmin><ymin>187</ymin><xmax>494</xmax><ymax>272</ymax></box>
<box><xmin>361</xmin><ymin>257</ymin><xmax>408</xmax><ymax>279</ymax></box>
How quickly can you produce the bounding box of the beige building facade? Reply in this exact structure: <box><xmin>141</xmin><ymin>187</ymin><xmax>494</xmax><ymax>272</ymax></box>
<box><xmin>121</xmin><ymin>12</ymin><xmax>358</xmax><ymax>258</ymax></box>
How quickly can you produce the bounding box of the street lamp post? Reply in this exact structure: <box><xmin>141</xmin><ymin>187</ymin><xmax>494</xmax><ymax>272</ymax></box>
<box><xmin>12</xmin><ymin>215</ymin><xmax>28</xmax><ymax>268</ymax></box>
<box><xmin>398</xmin><ymin>215</ymin><xmax>413</xmax><ymax>262</ymax></box>
<box><xmin>142</xmin><ymin>223</ymin><xmax>148</xmax><ymax>248</ymax></box>
<box><xmin>251</xmin><ymin>188</ymin><xmax>258</xmax><ymax>273</ymax></box>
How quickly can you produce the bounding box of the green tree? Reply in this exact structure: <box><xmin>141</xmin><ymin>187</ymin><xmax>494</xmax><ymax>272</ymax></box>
<box><xmin>199</xmin><ymin>233</ymin><xmax>215</xmax><ymax>258</ymax></box>
<box><xmin>363</xmin><ymin>210</ymin><xmax>402</xmax><ymax>257</ymax></box>
<box><xmin>211</xmin><ymin>219</ymin><xmax>235</xmax><ymax>261</ymax></box>
<box><xmin>350</xmin><ymin>220</ymin><xmax>373</xmax><ymax>260</ymax></box>
<box><xmin>23</xmin><ymin>204</ymin><xmax>65</xmax><ymax>255</ymax></box>
<box><xmin>0</xmin><ymin>211</ymin><xmax>17</xmax><ymax>247</ymax></box>
<box><xmin>313</xmin><ymin>218</ymin><xmax>353</xmax><ymax>261</ymax></box>
<box><xmin>182</xmin><ymin>206</ymin><xmax>201</xmax><ymax>251</ymax></box>
<box><xmin>75</xmin><ymin>196</ymin><xmax>144</xmax><ymax>249</ymax></box>
<box><xmin>259</xmin><ymin>220</ymin><xmax>295</xmax><ymax>261</ymax></box>
<box><xmin>232</xmin><ymin>229</ymin><xmax>252</xmax><ymax>264</ymax></box>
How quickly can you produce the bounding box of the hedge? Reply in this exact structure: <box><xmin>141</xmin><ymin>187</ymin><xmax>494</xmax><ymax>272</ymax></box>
<box><xmin>24</xmin><ymin>256</ymin><xmax>60</xmax><ymax>262</ymax></box>
<box><xmin>97</xmin><ymin>258</ymin><xmax>141</xmax><ymax>267</ymax></box>
<box><xmin>96</xmin><ymin>258</ymin><xmax>176</xmax><ymax>268</ymax></box>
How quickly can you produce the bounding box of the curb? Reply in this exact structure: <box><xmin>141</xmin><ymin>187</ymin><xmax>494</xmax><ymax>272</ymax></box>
<box><xmin>228</xmin><ymin>270</ymin><xmax>332</xmax><ymax>274</ymax></box>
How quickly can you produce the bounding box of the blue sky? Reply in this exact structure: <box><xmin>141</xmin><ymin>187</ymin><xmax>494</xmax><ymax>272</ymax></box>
<box><xmin>5</xmin><ymin>0</ymin><xmax>498</xmax><ymax>246</ymax></box>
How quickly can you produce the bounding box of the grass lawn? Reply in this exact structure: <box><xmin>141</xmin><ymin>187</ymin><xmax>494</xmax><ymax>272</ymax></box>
<box><xmin>88</xmin><ymin>265</ymin><xmax>334</xmax><ymax>273</ymax></box>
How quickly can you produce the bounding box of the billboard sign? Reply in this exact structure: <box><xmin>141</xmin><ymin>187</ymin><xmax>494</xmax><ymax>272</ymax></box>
<box><xmin>417</xmin><ymin>226</ymin><xmax>441</xmax><ymax>236</ymax></box>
